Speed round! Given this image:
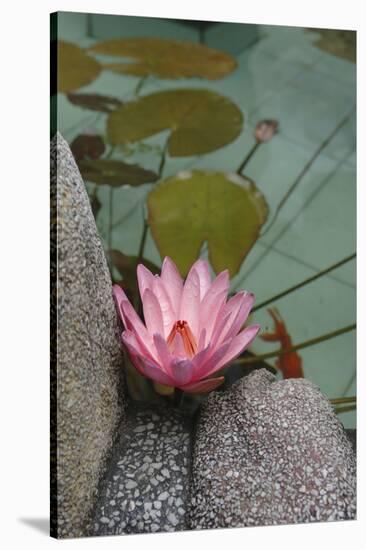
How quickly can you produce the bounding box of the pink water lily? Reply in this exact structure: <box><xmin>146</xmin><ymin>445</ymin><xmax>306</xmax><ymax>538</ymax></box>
<box><xmin>112</xmin><ymin>257</ymin><xmax>260</xmax><ymax>394</ymax></box>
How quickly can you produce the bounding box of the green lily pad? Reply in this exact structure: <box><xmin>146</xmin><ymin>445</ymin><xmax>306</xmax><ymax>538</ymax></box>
<box><xmin>107</xmin><ymin>89</ymin><xmax>243</xmax><ymax>157</ymax></box>
<box><xmin>147</xmin><ymin>170</ymin><xmax>269</xmax><ymax>277</ymax></box>
<box><xmin>57</xmin><ymin>41</ymin><xmax>102</xmax><ymax>93</ymax></box>
<box><xmin>78</xmin><ymin>159</ymin><xmax>159</xmax><ymax>187</ymax></box>
<box><xmin>88</xmin><ymin>37</ymin><xmax>236</xmax><ymax>79</ymax></box>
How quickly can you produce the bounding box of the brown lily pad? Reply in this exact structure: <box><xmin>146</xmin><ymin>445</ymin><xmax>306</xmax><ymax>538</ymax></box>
<box><xmin>70</xmin><ymin>134</ymin><xmax>106</xmax><ymax>162</ymax></box>
<box><xmin>88</xmin><ymin>37</ymin><xmax>237</xmax><ymax>80</ymax></box>
<box><xmin>109</xmin><ymin>250</ymin><xmax>160</xmax><ymax>308</ymax></box>
<box><xmin>67</xmin><ymin>92</ymin><xmax>123</xmax><ymax>112</ymax></box>
<box><xmin>78</xmin><ymin>159</ymin><xmax>159</xmax><ymax>186</ymax></box>
<box><xmin>109</xmin><ymin>250</ymin><xmax>160</xmax><ymax>282</ymax></box>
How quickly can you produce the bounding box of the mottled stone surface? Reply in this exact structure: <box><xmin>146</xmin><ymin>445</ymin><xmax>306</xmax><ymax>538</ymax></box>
<box><xmin>92</xmin><ymin>403</ymin><xmax>193</xmax><ymax>536</ymax></box>
<box><xmin>51</xmin><ymin>133</ymin><xmax>127</xmax><ymax>538</ymax></box>
<box><xmin>346</xmin><ymin>429</ymin><xmax>356</xmax><ymax>453</ymax></box>
<box><xmin>189</xmin><ymin>369</ymin><xmax>356</xmax><ymax>529</ymax></box>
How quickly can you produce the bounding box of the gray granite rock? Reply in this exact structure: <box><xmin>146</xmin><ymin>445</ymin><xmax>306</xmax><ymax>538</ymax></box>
<box><xmin>189</xmin><ymin>369</ymin><xmax>356</xmax><ymax>529</ymax></box>
<box><xmin>50</xmin><ymin>133</ymin><xmax>127</xmax><ymax>538</ymax></box>
<box><xmin>92</xmin><ymin>403</ymin><xmax>193</xmax><ymax>536</ymax></box>
<box><xmin>346</xmin><ymin>429</ymin><xmax>356</xmax><ymax>453</ymax></box>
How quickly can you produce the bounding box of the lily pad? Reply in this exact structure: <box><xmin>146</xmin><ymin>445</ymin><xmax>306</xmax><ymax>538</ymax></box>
<box><xmin>88</xmin><ymin>37</ymin><xmax>236</xmax><ymax>79</ymax></box>
<box><xmin>109</xmin><ymin>250</ymin><xmax>160</xmax><ymax>307</ymax></box>
<box><xmin>147</xmin><ymin>170</ymin><xmax>268</xmax><ymax>277</ymax></box>
<box><xmin>70</xmin><ymin>134</ymin><xmax>105</xmax><ymax>162</ymax></box>
<box><xmin>107</xmin><ymin>89</ymin><xmax>243</xmax><ymax>157</ymax></box>
<box><xmin>78</xmin><ymin>159</ymin><xmax>159</xmax><ymax>186</ymax></box>
<box><xmin>67</xmin><ymin>92</ymin><xmax>123</xmax><ymax>112</ymax></box>
<box><xmin>90</xmin><ymin>190</ymin><xmax>102</xmax><ymax>221</ymax></box>
<box><xmin>109</xmin><ymin>250</ymin><xmax>160</xmax><ymax>282</ymax></box>
<box><xmin>58</xmin><ymin>41</ymin><xmax>102</xmax><ymax>93</ymax></box>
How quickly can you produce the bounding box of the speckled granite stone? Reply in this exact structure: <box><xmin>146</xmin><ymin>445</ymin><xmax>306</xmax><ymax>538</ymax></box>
<box><xmin>189</xmin><ymin>369</ymin><xmax>356</xmax><ymax>529</ymax></box>
<box><xmin>92</xmin><ymin>403</ymin><xmax>193</xmax><ymax>536</ymax></box>
<box><xmin>51</xmin><ymin>133</ymin><xmax>127</xmax><ymax>538</ymax></box>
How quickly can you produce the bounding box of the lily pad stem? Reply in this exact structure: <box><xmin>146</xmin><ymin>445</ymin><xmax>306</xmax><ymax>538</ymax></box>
<box><xmin>158</xmin><ymin>141</ymin><xmax>168</xmax><ymax>179</ymax></box>
<box><xmin>105</xmin><ymin>146</ymin><xmax>116</xmax><ymax>249</ymax></box>
<box><xmin>260</xmin><ymin>106</ymin><xmax>356</xmax><ymax>237</ymax></box>
<box><xmin>334</xmin><ymin>405</ymin><xmax>356</xmax><ymax>414</ymax></box>
<box><xmin>137</xmin><ymin>218</ymin><xmax>149</xmax><ymax>265</ymax></box>
<box><xmin>237</xmin><ymin>323</ymin><xmax>356</xmax><ymax>365</ymax></box>
<box><xmin>252</xmin><ymin>252</ymin><xmax>356</xmax><ymax>312</ymax></box>
<box><xmin>135</xmin><ymin>75</ymin><xmax>147</xmax><ymax>97</ymax></box>
<box><xmin>329</xmin><ymin>396</ymin><xmax>356</xmax><ymax>405</ymax></box>
<box><xmin>237</xmin><ymin>141</ymin><xmax>260</xmax><ymax>175</ymax></box>
<box><xmin>174</xmin><ymin>388</ymin><xmax>184</xmax><ymax>407</ymax></box>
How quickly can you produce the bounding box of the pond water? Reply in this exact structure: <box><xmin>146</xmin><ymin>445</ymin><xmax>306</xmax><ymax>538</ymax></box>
<box><xmin>55</xmin><ymin>12</ymin><xmax>356</xmax><ymax>427</ymax></box>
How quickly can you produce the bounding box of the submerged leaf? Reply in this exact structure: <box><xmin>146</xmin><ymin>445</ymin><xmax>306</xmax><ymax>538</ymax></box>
<box><xmin>57</xmin><ymin>41</ymin><xmax>102</xmax><ymax>93</ymax></box>
<box><xmin>70</xmin><ymin>133</ymin><xmax>106</xmax><ymax>162</ymax></box>
<box><xmin>147</xmin><ymin>170</ymin><xmax>268</xmax><ymax>276</ymax></box>
<box><xmin>308</xmin><ymin>28</ymin><xmax>356</xmax><ymax>63</ymax></box>
<box><xmin>90</xmin><ymin>189</ymin><xmax>102</xmax><ymax>220</ymax></box>
<box><xmin>125</xmin><ymin>359</ymin><xmax>159</xmax><ymax>402</ymax></box>
<box><xmin>109</xmin><ymin>250</ymin><xmax>160</xmax><ymax>306</ymax></box>
<box><xmin>107</xmin><ymin>89</ymin><xmax>243</xmax><ymax>157</ymax></box>
<box><xmin>78</xmin><ymin>159</ymin><xmax>159</xmax><ymax>186</ymax></box>
<box><xmin>67</xmin><ymin>92</ymin><xmax>123</xmax><ymax>112</ymax></box>
<box><xmin>88</xmin><ymin>37</ymin><xmax>236</xmax><ymax>79</ymax></box>
<box><xmin>109</xmin><ymin>250</ymin><xmax>160</xmax><ymax>281</ymax></box>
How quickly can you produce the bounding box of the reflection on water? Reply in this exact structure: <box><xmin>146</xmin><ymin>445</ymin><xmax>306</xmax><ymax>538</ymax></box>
<box><xmin>55</xmin><ymin>13</ymin><xmax>356</xmax><ymax>427</ymax></box>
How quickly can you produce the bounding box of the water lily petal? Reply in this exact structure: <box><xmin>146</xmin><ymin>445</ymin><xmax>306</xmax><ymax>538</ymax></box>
<box><xmin>121</xmin><ymin>331</ymin><xmax>152</xmax><ymax>375</ymax></box>
<box><xmin>153</xmin><ymin>333</ymin><xmax>173</xmax><ymax>375</ymax></box>
<box><xmin>120</xmin><ymin>299</ymin><xmax>151</xmax><ymax>343</ymax></box>
<box><xmin>170</xmin><ymin>357</ymin><xmax>193</xmax><ymax>385</ymax></box>
<box><xmin>181</xmin><ymin>376</ymin><xmax>225</xmax><ymax>393</ymax></box>
<box><xmin>152</xmin><ymin>277</ymin><xmax>176</xmax><ymax>337</ymax></box>
<box><xmin>180</xmin><ymin>268</ymin><xmax>200</xmax><ymax>337</ymax></box>
<box><xmin>199</xmin><ymin>270</ymin><xmax>230</xmax><ymax>337</ymax></box>
<box><xmin>197</xmin><ymin>328</ymin><xmax>207</xmax><ymax>351</ymax></box>
<box><xmin>138</xmin><ymin>357</ymin><xmax>176</xmax><ymax>386</ymax></box>
<box><xmin>170</xmin><ymin>331</ymin><xmax>186</xmax><ymax>358</ymax></box>
<box><xmin>122</xmin><ymin>327</ymin><xmax>157</xmax><ymax>363</ymax></box>
<box><xmin>187</xmin><ymin>258</ymin><xmax>211</xmax><ymax>301</ymax></box>
<box><xmin>199</xmin><ymin>289</ymin><xmax>227</xmax><ymax>341</ymax></box>
<box><xmin>161</xmin><ymin>257</ymin><xmax>183</xmax><ymax>317</ymax></box>
<box><xmin>137</xmin><ymin>263</ymin><xmax>155</xmax><ymax>299</ymax></box>
<box><xmin>196</xmin><ymin>341</ymin><xmax>231</xmax><ymax>380</ymax></box>
<box><xmin>210</xmin><ymin>311</ymin><xmax>232</xmax><ymax>350</ymax></box>
<box><xmin>191</xmin><ymin>344</ymin><xmax>211</xmax><ymax>371</ymax></box>
<box><xmin>122</xmin><ymin>329</ymin><xmax>145</xmax><ymax>357</ymax></box>
<box><xmin>123</xmin><ymin>333</ymin><xmax>175</xmax><ymax>385</ymax></box>
<box><xmin>209</xmin><ymin>324</ymin><xmax>260</xmax><ymax>375</ymax></box>
<box><xmin>226</xmin><ymin>291</ymin><xmax>255</xmax><ymax>339</ymax></box>
<box><xmin>214</xmin><ymin>291</ymin><xmax>255</xmax><ymax>347</ymax></box>
<box><xmin>142</xmin><ymin>288</ymin><xmax>164</xmax><ymax>336</ymax></box>
<box><xmin>206</xmin><ymin>269</ymin><xmax>230</xmax><ymax>297</ymax></box>
<box><xmin>112</xmin><ymin>284</ymin><xmax>129</xmax><ymax>326</ymax></box>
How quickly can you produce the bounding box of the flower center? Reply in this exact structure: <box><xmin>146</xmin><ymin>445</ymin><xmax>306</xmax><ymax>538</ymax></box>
<box><xmin>167</xmin><ymin>320</ymin><xmax>197</xmax><ymax>358</ymax></box>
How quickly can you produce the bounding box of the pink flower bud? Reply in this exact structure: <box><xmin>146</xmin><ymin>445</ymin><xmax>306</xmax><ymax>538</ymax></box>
<box><xmin>254</xmin><ymin>120</ymin><xmax>279</xmax><ymax>143</ymax></box>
